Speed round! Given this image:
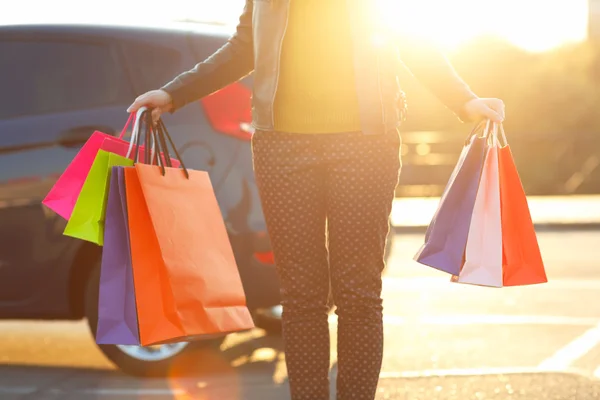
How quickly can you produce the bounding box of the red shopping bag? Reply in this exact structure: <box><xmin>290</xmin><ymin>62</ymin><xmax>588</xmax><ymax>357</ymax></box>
<box><xmin>125</xmin><ymin>115</ymin><xmax>254</xmax><ymax>346</ymax></box>
<box><xmin>498</xmin><ymin>127</ymin><xmax>548</xmax><ymax>286</ymax></box>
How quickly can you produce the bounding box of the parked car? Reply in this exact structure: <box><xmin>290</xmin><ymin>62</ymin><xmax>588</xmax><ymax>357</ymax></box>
<box><xmin>0</xmin><ymin>22</ymin><xmax>395</xmax><ymax>377</ymax></box>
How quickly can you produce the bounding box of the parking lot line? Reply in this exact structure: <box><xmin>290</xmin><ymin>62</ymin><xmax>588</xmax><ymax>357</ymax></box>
<box><xmin>0</xmin><ymin>387</ymin><xmax>36</xmax><ymax>394</ymax></box>
<box><xmin>538</xmin><ymin>322</ymin><xmax>600</xmax><ymax>371</ymax></box>
<box><xmin>0</xmin><ymin>387</ymin><xmax>186</xmax><ymax>397</ymax></box>
<box><xmin>382</xmin><ymin>277</ymin><xmax>600</xmax><ymax>291</ymax></box>
<box><xmin>79</xmin><ymin>388</ymin><xmax>186</xmax><ymax>396</ymax></box>
<box><xmin>328</xmin><ymin>314</ymin><xmax>599</xmax><ymax>327</ymax></box>
<box><xmin>379</xmin><ymin>366</ymin><xmax>592</xmax><ymax>379</ymax></box>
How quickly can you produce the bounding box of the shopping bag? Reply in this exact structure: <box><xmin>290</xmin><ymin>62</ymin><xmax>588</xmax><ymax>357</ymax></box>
<box><xmin>422</xmin><ymin>120</ymin><xmax>487</xmax><ymax>244</ymax></box>
<box><xmin>63</xmin><ymin>151</ymin><xmax>133</xmax><ymax>245</ymax></box>
<box><xmin>43</xmin><ymin>112</ymin><xmax>180</xmax><ymax>220</ymax></box>
<box><xmin>101</xmin><ymin>106</ymin><xmax>181</xmax><ymax>167</ymax></box>
<box><xmin>62</xmin><ymin>107</ymin><xmax>180</xmax><ymax>245</ymax></box>
<box><xmin>125</xmin><ymin>118</ymin><xmax>255</xmax><ymax>346</ymax></box>
<box><xmin>96</xmin><ymin>167</ymin><xmax>140</xmax><ymax>345</ymax></box>
<box><xmin>96</xmin><ymin>112</ymin><xmax>165</xmax><ymax>345</ymax></box>
<box><xmin>453</xmin><ymin>131</ymin><xmax>503</xmax><ymax>287</ymax></box>
<box><xmin>414</xmin><ymin>122</ymin><xmax>488</xmax><ymax>275</ymax></box>
<box><xmin>498</xmin><ymin>128</ymin><xmax>548</xmax><ymax>286</ymax></box>
<box><xmin>42</xmin><ymin>113</ymin><xmax>136</xmax><ymax>220</ymax></box>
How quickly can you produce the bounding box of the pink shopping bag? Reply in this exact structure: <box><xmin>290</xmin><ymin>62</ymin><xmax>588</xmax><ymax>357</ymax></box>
<box><xmin>42</xmin><ymin>114</ymin><xmax>136</xmax><ymax>220</ymax></box>
<box><xmin>43</xmin><ymin>112</ymin><xmax>179</xmax><ymax>220</ymax></box>
<box><xmin>453</xmin><ymin>124</ymin><xmax>503</xmax><ymax>287</ymax></box>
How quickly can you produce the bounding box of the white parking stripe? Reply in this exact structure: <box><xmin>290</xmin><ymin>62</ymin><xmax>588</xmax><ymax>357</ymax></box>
<box><xmin>328</xmin><ymin>314</ymin><xmax>598</xmax><ymax>326</ymax></box>
<box><xmin>383</xmin><ymin>277</ymin><xmax>600</xmax><ymax>291</ymax></box>
<box><xmin>379</xmin><ymin>366</ymin><xmax>590</xmax><ymax>379</ymax></box>
<box><xmin>79</xmin><ymin>388</ymin><xmax>186</xmax><ymax>396</ymax></box>
<box><xmin>538</xmin><ymin>323</ymin><xmax>600</xmax><ymax>370</ymax></box>
<box><xmin>0</xmin><ymin>387</ymin><xmax>185</xmax><ymax>396</ymax></box>
<box><xmin>0</xmin><ymin>387</ymin><xmax>36</xmax><ymax>394</ymax></box>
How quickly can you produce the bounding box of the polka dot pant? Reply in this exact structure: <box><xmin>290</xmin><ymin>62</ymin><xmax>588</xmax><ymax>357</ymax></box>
<box><xmin>252</xmin><ymin>130</ymin><xmax>401</xmax><ymax>400</ymax></box>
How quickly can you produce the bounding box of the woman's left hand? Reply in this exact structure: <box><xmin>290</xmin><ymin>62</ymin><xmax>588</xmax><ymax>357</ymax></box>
<box><xmin>464</xmin><ymin>98</ymin><xmax>505</xmax><ymax>124</ymax></box>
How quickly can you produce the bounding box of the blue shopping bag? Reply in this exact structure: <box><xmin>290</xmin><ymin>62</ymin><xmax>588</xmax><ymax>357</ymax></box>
<box><xmin>414</xmin><ymin>124</ymin><xmax>488</xmax><ymax>275</ymax></box>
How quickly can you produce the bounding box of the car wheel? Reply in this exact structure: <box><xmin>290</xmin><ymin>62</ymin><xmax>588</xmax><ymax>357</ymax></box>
<box><xmin>253</xmin><ymin>305</ymin><xmax>283</xmax><ymax>335</ymax></box>
<box><xmin>253</xmin><ymin>303</ymin><xmax>337</xmax><ymax>336</ymax></box>
<box><xmin>84</xmin><ymin>261</ymin><xmax>225</xmax><ymax>377</ymax></box>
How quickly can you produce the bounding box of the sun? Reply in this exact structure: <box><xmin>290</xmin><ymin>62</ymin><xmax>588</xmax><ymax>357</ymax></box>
<box><xmin>0</xmin><ymin>0</ymin><xmax>588</xmax><ymax>53</ymax></box>
<box><xmin>377</xmin><ymin>0</ymin><xmax>588</xmax><ymax>52</ymax></box>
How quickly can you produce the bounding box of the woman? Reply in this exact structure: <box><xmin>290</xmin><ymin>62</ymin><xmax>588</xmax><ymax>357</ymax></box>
<box><xmin>128</xmin><ymin>1</ymin><xmax>504</xmax><ymax>399</ymax></box>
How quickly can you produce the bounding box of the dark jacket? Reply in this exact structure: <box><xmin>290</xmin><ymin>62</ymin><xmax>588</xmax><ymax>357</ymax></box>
<box><xmin>162</xmin><ymin>0</ymin><xmax>477</xmax><ymax>135</ymax></box>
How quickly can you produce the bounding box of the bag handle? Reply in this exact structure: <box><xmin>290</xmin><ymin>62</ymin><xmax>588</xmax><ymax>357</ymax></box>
<box><xmin>145</xmin><ymin>112</ymin><xmax>160</xmax><ymax>166</ymax></box>
<box><xmin>484</xmin><ymin>120</ymin><xmax>497</xmax><ymax>147</ymax></box>
<box><xmin>497</xmin><ymin>123</ymin><xmax>507</xmax><ymax>147</ymax></box>
<box><xmin>464</xmin><ymin>119</ymin><xmax>488</xmax><ymax>145</ymax></box>
<box><xmin>466</xmin><ymin>119</ymin><xmax>505</xmax><ymax>147</ymax></box>
<box><xmin>484</xmin><ymin>121</ymin><xmax>507</xmax><ymax>148</ymax></box>
<box><xmin>154</xmin><ymin>118</ymin><xmax>190</xmax><ymax>179</ymax></box>
<box><xmin>118</xmin><ymin>112</ymin><xmax>136</xmax><ymax>140</ymax></box>
<box><xmin>131</xmin><ymin>109</ymin><xmax>161</xmax><ymax>165</ymax></box>
<box><xmin>131</xmin><ymin>110</ymin><xmax>146</xmax><ymax>163</ymax></box>
<box><xmin>126</xmin><ymin>107</ymin><xmax>149</xmax><ymax>159</ymax></box>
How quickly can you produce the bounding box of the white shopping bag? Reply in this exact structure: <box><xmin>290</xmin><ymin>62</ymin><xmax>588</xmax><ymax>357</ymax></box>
<box><xmin>454</xmin><ymin>123</ymin><xmax>503</xmax><ymax>287</ymax></box>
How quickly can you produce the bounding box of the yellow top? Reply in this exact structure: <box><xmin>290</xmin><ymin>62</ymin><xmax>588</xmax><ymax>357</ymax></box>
<box><xmin>273</xmin><ymin>0</ymin><xmax>362</xmax><ymax>134</ymax></box>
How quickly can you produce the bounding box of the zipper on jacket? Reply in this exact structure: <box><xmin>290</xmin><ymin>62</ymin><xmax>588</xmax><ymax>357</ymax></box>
<box><xmin>271</xmin><ymin>1</ymin><xmax>291</xmax><ymax>128</ymax></box>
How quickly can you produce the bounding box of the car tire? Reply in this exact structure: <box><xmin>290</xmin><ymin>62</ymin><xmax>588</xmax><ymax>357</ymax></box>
<box><xmin>253</xmin><ymin>303</ymin><xmax>336</xmax><ymax>336</ymax></box>
<box><xmin>252</xmin><ymin>307</ymin><xmax>284</xmax><ymax>335</ymax></box>
<box><xmin>84</xmin><ymin>261</ymin><xmax>225</xmax><ymax>377</ymax></box>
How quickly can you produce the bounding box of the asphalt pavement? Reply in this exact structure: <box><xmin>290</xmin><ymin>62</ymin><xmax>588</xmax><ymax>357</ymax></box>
<box><xmin>1</xmin><ymin>229</ymin><xmax>600</xmax><ymax>399</ymax></box>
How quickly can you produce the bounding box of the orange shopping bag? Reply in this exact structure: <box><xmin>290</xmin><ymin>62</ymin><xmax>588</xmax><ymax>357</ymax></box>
<box><xmin>498</xmin><ymin>125</ymin><xmax>548</xmax><ymax>286</ymax></box>
<box><xmin>125</xmin><ymin>115</ymin><xmax>254</xmax><ymax>346</ymax></box>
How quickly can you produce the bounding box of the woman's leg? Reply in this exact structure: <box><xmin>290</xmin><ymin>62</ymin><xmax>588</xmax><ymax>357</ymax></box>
<box><xmin>325</xmin><ymin>131</ymin><xmax>401</xmax><ymax>400</ymax></box>
<box><xmin>252</xmin><ymin>131</ymin><xmax>331</xmax><ymax>400</ymax></box>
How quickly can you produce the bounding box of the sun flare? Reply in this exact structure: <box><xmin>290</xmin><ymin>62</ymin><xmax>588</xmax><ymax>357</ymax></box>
<box><xmin>378</xmin><ymin>0</ymin><xmax>588</xmax><ymax>52</ymax></box>
<box><xmin>0</xmin><ymin>0</ymin><xmax>590</xmax><ymax>53</ymax></box>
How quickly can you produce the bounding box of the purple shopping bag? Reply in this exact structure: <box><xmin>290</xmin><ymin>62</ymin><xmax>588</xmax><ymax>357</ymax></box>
<box><xmin>414</xmin><ymin>124</ymin><xmax>488</xmax><ymax>275</ymax></box>
<box><xmin>96</xmin><ymin>166</ymin><xmax>140</xmax><ymax>345</ymax></box>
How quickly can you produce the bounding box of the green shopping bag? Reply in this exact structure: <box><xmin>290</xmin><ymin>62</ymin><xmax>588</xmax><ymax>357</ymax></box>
<box><xmin>63</xmin><ymin>150</ymin><xmax>134</xmax><ymax>245</ymax></box>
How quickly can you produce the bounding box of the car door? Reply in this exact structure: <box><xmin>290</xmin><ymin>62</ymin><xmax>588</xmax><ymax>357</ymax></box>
<box><xmin>0</xmin><ymin>33</ymin><xmax>133</xmax><ymax>315</ymax></box>
<box><xmin>119</xmin><ymin>34</ymin><xmax>246</xmax><ymax>226</ymax></box>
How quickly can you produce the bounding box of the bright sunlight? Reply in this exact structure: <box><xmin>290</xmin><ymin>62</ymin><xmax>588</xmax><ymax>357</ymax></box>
<box><xmin>0</xmin><ymin>0</ymin><xmax>589</xmax><ymax>53</ymax></box>
<box><xmin>379</xmin><ymin>0</ymin><xmax>589</xmax><ymax>52</ymax></box>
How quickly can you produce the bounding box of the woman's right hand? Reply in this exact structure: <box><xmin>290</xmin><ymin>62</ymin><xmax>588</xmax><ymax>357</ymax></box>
<box><xmin>127</xmin><ymin>90</ymin><xmax>174</xmax><ymax>123</ymax></box>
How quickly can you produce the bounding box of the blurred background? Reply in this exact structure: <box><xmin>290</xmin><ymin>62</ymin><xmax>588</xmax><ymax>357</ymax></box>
<box><xmin>3</xmin><ymin>0</ymin><xmax>598</xmax><ymax>198</ymax></box>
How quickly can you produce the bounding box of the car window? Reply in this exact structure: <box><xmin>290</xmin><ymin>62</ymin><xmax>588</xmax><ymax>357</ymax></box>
<box><xmin>188</xmin><ymin>34</ymin><xmax>228</xmax><ymax>63</ymax></box>
<box><xmin>122</xmin><ymin>42</ymin><xmax>183</xmax><ymax>93</ymax></box>
<box><xmin>0</xmin><ymin>40</ymin><xmax>131</xmax><ymax>120</ymax></box>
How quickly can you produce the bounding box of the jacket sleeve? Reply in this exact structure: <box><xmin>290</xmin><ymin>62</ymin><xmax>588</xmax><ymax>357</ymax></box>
<box><xmin>396</xmin><ymin>36</ymin><xmax>477</xmax><ymax>122</ymax></box>
<box><xmin>161</xmin><ymin>0</ymin><xmax>254</xmax><ymax>112</ymax></box>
